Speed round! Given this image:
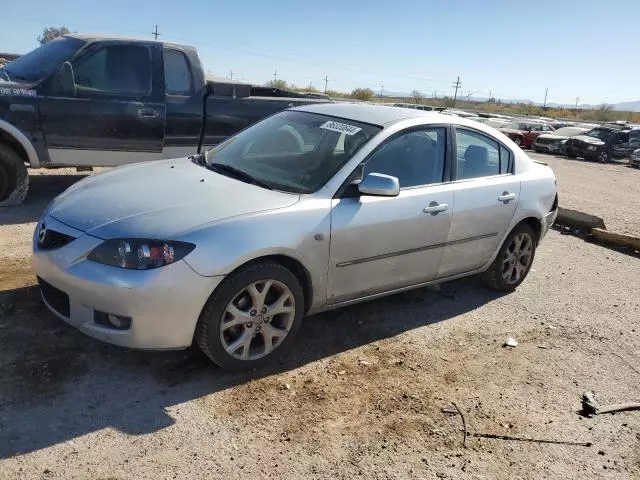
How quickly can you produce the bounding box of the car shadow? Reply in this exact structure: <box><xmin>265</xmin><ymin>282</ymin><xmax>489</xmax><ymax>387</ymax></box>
<box><xmin>0</xmin><ymin>277</ymin><xmax>506</xmax><ymax>458</ymax></box>
<box><xmin>0</xmin><ymin>174</ymin><xmax>88</xmax><ymax>226</ymax></box>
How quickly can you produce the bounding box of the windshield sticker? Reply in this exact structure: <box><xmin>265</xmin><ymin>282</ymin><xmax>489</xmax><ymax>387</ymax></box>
<box><xmin>320</xmin><ymin>121</ymin><xmax>362</xmax><ymax>136</ymax></box>
<box><xmin>0</xmin><ymin>87</ymin><xmax>37</xmax><ymax>97</ymax></box>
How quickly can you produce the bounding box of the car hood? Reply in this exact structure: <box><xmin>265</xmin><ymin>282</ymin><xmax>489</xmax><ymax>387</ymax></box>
<box><xmin>48</xmin><ymin>158</ymin><xmax>299</xmax><ymax>239</ymax></box>
<box><xmin>536</xmin><ymin>134</ymin><xmax>567</xmax><ymax>141</ymax></box>
<box><xmin>570</xmin><ymin>135</ymin><xmax>605</xmax><ymax>146</ymax></box>
<box><xmin>498</xmin><ymin>128</ymin><xmax>524</xmax><ymax>135</ymax></box>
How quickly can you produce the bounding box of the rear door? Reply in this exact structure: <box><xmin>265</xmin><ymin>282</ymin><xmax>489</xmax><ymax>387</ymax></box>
<box><xmin>438</xmin><ymin>127</ymin><xmax>520</xmax><ymax>278</ymax></box>
<box><xmin>611</xmin><ymin>132</ymin><xmax>631</xmax><ymax>158</ymax></box>
<box><xmin>39</xmin><ymin>41</ymin><xmax>166</xmax><ymax>166</ymax></box>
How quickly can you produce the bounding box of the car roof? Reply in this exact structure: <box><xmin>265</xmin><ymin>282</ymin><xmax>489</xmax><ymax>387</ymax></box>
<box><xmin>292</xmin><ymin>102</ymin><xmax>445</xmax><ymax>127</ymax></box>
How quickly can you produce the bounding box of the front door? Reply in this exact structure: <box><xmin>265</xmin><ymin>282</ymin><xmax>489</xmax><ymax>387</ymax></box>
<box><xmin>439</xmin><ymin>127</ymin><xmax>520</xmax><ymax>278</ymax></box>
<box><xmin>39</xmin><ymin>41</ymin><xmax>166</xmax><ymax>166</ymax></box>
<box><xmin>328</xmin><ymin>127</ymin><xmax>453</xmax><ymax>303</ymax></box>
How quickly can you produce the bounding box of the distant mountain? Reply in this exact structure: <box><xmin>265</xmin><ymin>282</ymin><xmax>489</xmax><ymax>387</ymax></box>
<box><xmin>380</xmin><ymin>90</ymin><xmax>640</xmax><ymax>112</ymax></box>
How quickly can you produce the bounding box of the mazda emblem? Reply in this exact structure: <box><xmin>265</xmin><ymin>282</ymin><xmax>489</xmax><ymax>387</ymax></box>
<box><xmin>37</xmin><ymin>223</ymin><xmax>47</xmax><ymax>245</ymax></box>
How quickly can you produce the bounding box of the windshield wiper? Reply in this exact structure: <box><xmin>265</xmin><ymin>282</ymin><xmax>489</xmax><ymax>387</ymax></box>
<box><xmin>206</xmin><ymin>163</ymin><xmax>273</xmax><ymax>190</ymax></box>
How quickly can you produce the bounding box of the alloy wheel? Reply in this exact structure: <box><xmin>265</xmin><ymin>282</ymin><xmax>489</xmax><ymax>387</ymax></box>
<box><xmin>219</xmin><ymin>279</ymin><xmax>295</xmax><ymax>360</ymax></box>
<box><xmin>501</xmin><ymin>233</ymin><xmax>534</xmax><ymax>285</ymax></box>
<box><xmin>598</xmin><ymin>151</ymin><xmax>609</xmax><ymax>163</ymax></box>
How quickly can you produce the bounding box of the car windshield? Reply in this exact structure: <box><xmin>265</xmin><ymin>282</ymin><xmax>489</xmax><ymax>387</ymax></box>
<box><xmin>205</xmin><ymin>111</ymin><xmax>381</xmax><ymax>194</ymax></box>
<box><xmin>584</xmin><ymin>128</ymin><xmax>614</xmax><ymax>141</ymax></box>
<box><xmin>554</xmin><ymin>127</ymin><xmax>586</xmax><ymax>137</ymax></box>
<box><xmin>1</xmin><ymin>36</ymin><xmax>85</xmax><ymax>82</ymax></box>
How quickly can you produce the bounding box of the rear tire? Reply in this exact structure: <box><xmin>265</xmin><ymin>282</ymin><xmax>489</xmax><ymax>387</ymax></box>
<box><xmin>566</xmin><ymin>149</ymin><xmax>577</xmax><ymax>159</ymax></box>
<box><xmin>195</xmin><ymin>261</ymin><xmax>305</xmax><ymax>370</ymax></box>
<box><xmin>481</xmin><ymin>223</ymin><xmax>537</xmax><ymax>292</ymax></box>
<box><xmin>0</xmin><ymin>144</ymin><xmax>29</xmax><ymax>207</ymax></box>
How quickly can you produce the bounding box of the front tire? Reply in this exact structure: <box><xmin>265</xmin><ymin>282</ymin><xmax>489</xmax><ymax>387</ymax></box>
<box><xmin>481</xmin><ymin>224</ymin><xmax>537</xmax><ymax>292</ymax></box>
<box><xmin>0</xmin><ymin>144</ymin><xmax>29</xmax><ymax>207</ymax></box>
<box><xmin>597</xmin><ymin>150</ymin><xmax>610</xmax><ymax>163</ymax></box>
<box><xmin>566</xmin><ymin>149</ymin><xmax>577</xmax><ymax>159</ymax></box>
<box><xmin>195</xmin><ymin>262</ymin><xmax>305</xmax><ymax>370</ymax></box>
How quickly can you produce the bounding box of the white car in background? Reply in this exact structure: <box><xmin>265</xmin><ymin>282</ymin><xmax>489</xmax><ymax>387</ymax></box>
<box><xmin>533</xmin><ymin>127</ymin><xmax>590</xmax><ymax>154</ymax></box>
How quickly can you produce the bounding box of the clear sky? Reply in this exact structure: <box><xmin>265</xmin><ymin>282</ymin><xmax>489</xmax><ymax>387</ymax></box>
<box><xmin>2</xmin><ymin>0</ymin><xmax>638</xmax><ymax>105</ymax></box>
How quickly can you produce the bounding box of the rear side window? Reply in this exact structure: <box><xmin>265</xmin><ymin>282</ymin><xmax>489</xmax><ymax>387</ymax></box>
<box><xmin>456</xmin><ymin>129</ymin><xmax>502</xmax><ymax>179</ymax></box>
<box><xmin>74</xmin><ymin>45</ymin><xmax>151</xmax><ymax>97</ymax></box>
<box><xmin>164</xmin><ymin>49</ymin><xmax>192</xmax><ymax>95</ymax></box>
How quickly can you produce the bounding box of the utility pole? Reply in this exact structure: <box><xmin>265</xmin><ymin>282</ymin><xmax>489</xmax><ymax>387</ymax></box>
<box><xmin>489</xmin><ymin>90</ymin><xmax>492</xmax><ymax>98</ymax></box>
<box><xmin>543</xmin><ymin>88</ymin><xmax>548</xmax><ymax>108</ymax></box>
<box><xmin>380</xmin><ymin>85</ymin><xmax>384</xmax><ymax>97</ymax></box>
<box><xmin>229</xmin><ymin>70</ymin><xmax>234</xmax><ymax>80</ymax></box>
<box><xmin>273</xmin><ymin>70</ymin><xmax>279</xmax><ymax>82</ymax></box>
<box><xmin>452</xmin><ymin>76</ymin><xmax>462</xmax><ymax>106</ymax></box>
<box><xmin>152</xmin><ymin>24</ymin><xmax>161</xmax><ymax>40</ymax></box>
<box><xmin>466</xmin><ymin>90</ymin><xmax>473</xmax><ymax>101</ymax></box>
<box><xmin>575</xmin><ymin>96</ymin><xmax>580</xmax><ymax>109</ymax></box>
<box><xmin>323</xmin><ymin>75</ymin><xmax>329</xmax><ymax>94</ymax></box>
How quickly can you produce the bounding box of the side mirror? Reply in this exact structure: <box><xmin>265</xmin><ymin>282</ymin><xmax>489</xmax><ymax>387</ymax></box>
<box><xmin>357</xmin><ymin>173</ymin><xmax>400</xmax><ymax>197</ymax></box>
<box><xmin>58</xmin><ymin>61</ymin><xmax>76</xmax><ymax>96</ymax></box>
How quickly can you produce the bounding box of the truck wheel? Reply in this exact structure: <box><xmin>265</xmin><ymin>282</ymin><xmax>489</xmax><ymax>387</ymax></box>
<box><xmin>0</xmin><ymin>144</ymin><xmax>29</xmax><ymax>207</ymax></box>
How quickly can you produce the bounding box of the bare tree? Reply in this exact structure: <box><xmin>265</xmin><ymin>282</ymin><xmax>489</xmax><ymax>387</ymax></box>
<box><xmin>411</xmin><ymin>90</ymin><xmax>424</xmax><ymax>104</ymax></box>
<box><xmin>265</xmin><ymin>79</ymin><xmax>288</xmax><ymax>90</ymax></box>
<box><xmin>38</xmin><ymin>26</ymin><xmax>71</xmax><ymax>45</ymax></box>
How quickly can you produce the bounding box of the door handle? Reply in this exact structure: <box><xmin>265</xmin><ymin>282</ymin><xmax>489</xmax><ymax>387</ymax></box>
<box><xmin>138</xmin><ymin>108</ymin><xmax>160</xmax><ymax>119</ymax></box>
<box><xmin>423</xmin><ymin>201</ymin><xmax>448</xmax><ymax>215</ymax></box>
<box><xmin>498</xmin><ymin>192</ymin><xmax>517</xmax><ymax>204</ymax></box>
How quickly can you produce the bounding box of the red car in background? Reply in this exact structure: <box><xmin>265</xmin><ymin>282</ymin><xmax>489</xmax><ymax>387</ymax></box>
<box><xmin>499</xmin><ymin>121</ymin><xmax>555</xmax><ymax>148</ymax></box>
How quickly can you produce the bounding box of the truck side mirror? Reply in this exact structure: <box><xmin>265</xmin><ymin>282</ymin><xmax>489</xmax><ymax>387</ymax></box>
<box><xmin>59</xmin><ymin>62</ymin><xmax>76</xmax><ymax>96</ymax></box>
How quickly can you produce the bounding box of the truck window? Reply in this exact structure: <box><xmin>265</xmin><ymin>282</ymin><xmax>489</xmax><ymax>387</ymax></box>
<box><xmin>74</xmin><ymin>45</ymin><xmax>151</xmax><ymax>97</ymax></box>
<box><xmin>164</xmin><ymin>49</ymin><xmax>192</xmax><ymax>95</ymax></box>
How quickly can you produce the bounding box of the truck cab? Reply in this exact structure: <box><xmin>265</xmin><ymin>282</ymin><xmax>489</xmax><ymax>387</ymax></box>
<box><xmin>0</xmin><ymin>35</ymin><xmax>326</xmax><ymax>205</ymax></box>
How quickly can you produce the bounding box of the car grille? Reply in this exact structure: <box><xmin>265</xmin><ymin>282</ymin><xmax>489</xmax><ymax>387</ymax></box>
<box><xmin>38</xmin><ymin>277</ymin><xmax>70</xmax><ymax>318</ymax></box>
<box><xmin>38</xmin><ymin>228</ymin><xmax>75</xmax><ymax>250</ymax></box>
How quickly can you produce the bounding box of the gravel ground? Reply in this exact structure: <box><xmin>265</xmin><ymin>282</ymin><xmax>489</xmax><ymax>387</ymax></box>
<box><xmin>529</xmin><ymin>152</ymin><xmax>640</xmax><ymax>237</ymax></box>
<box><xmin>0</xmin><ymin>165</ymin><xmax>639</xmax><ymax>480</ymax></box>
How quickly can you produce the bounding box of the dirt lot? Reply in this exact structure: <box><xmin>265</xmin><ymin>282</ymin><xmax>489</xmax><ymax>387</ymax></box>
<box><xmin>0</xmin><ymin>164</ymin><xmax>639</xmax><ymax>480</ymax></box>
<box><xmin>529</xmin><ymin>152</ymin><xmax>640</xmax><ymax>237</ymax></box>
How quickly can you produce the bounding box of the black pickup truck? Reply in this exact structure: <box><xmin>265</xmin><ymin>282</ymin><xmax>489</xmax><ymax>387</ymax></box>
<box><xmin>0</xmin><ymin>34</ymin><xmax>328</xmax><ymax>205</ymax></box>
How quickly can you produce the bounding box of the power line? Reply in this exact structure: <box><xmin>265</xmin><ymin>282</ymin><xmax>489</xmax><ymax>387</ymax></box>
<box><xmin>152</xmin><ymin>24</ymin><xmax>161</xmax><ymax>40</ymax></box>
<box><xmin>452</xmin><ymin>76</ymin><xmax>462</xmax><ymax>106</ymax></box>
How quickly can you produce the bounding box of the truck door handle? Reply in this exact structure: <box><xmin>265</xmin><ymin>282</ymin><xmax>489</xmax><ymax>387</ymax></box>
<box><xmin>423</xmin><ymin>201</ymin><xmax>448</xmax><ymax>215</ymax></box>
<box><xmin>498</xmin><ymin>192</ymin><xmax>517</xmax><ymax>203</ymax></box>
<box><xmin>138</xmin><ymin>108</ymin><xmax>160</xmax><ymax>119</ymax></box>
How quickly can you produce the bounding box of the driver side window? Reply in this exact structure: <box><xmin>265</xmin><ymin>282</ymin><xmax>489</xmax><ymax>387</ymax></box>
<box><xmin>363</xmin><ymin>128</ymin><xmax>446</xmax><ymax>188</ymax></box>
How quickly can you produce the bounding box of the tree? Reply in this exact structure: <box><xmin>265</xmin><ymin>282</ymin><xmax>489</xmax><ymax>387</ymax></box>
<box><xmin>265</xmin><ymin>79</ymin><xmax>288</xmax><ymax>90</ymax></box>
<box><xmin>411</xmin><ymin>90</ymin><xmax>424</xmax><ymax>104</ymax></box>
<box><xmin>38</xmin><ymin>26</ymin><xmax>71</xmax><ymax>45</ymax></box>
<box><xmin>349</xmin><ymin>88</ymin><xmax>375</xmax><ymax>101</ymax></box>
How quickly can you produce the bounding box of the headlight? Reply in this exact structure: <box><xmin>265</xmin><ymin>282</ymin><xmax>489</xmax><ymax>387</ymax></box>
<box><xmin>87</xmin><ymin>239</ymin><xmax>195</xmax><ymax>270</ymax></box>
<box><xmin>587</xmin><ymin>145</ymin><xmax>597</xmax><ymax>151</ymax></box>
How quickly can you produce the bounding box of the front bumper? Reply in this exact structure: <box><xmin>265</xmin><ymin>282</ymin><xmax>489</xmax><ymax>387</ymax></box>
<box><xmin>32</xmin><ymin>216</ymin><xmax>222</xmax><ymax>350</ymax></box>
<box><xmin>630</xmin><ymin>156</ymin><xmax>640</xmax><ymax>167</ymax></box>
<box><xmin>534</xmin><ymin>143</ymin><xmax>563</xmax><ymax>153</ymax></box>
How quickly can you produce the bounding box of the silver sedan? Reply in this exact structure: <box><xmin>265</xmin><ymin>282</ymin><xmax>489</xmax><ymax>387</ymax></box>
<box><xmin>32</xmin><ymin>103</ymin><xmax>558</xmax><ymax>370</ymax></box>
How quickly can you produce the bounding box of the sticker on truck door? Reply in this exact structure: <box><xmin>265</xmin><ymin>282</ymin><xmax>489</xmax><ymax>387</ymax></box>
<box><xmin>319</xmin><ymin>121</ymin><xmax>362</xmax><ymax>136</ymax></box>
